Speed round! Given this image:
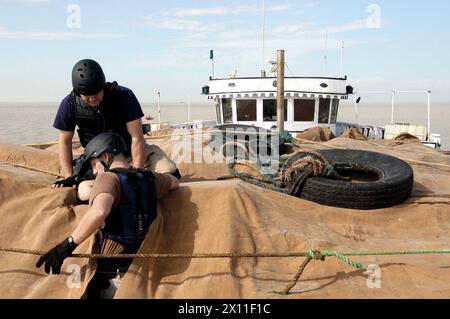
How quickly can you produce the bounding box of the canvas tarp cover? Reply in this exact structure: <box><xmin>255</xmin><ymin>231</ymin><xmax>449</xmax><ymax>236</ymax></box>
<box><xmin>0</xmin><ymin>133</ymin><xmax>449</xmax><ymax>299</ymax></box>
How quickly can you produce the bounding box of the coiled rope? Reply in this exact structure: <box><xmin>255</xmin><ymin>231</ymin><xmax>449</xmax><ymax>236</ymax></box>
<box><xmin>227</xmin><ymin>149</ymin><xmax>349</xmax><ymax>197</ymax></box>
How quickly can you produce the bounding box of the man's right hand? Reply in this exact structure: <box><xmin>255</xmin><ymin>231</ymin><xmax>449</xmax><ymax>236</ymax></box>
<box><xmin>52</xmin><ymin>176</ymin><xmax>79</xmax><ymax>189</ymax></box>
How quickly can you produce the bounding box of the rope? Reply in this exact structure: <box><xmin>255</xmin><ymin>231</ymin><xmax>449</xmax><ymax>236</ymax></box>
<box><xmin>227</xmin><ymin>162</ymin><xmax>289</xmax><ymax>194</ymax></box>
<box><xmin>292</xmin><ymin>137</ymin><xmax>450</xmax><ymax>169</ymax></box>
<box><xmin>228</xmin><ymin>150</ymin><xmax>348</xmax><ymax>197</ymax></box>
<box><xmin>2</xmin><ymin>246</ymin><xmax>450</xmax><ymax>295</ymax></box>
<box><xmin>8</xmin><ymin>247</ymin><xmax>450</xmax><ymax>259</ymax></box>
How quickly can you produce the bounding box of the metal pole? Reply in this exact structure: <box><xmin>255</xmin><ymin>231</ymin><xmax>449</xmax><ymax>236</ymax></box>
<box><xmin>187</xmin><ymin>93</ymin><xmax>191</xmax><ymax>124</ymax></box>
<box><xmin>323</xmin><ymin>30</ymin><xmax>328</xmax><ymax>76</ymax></box>
<box><xmin>276</xmin><ymin>50</ymin><xmax>285</xmax><ymax>132</ymax></box>
<box><xmin>339</xmin><ymin>41</ymin><xmax>344</xmax><ymax>78</ymax></box>
<box><xmin>354</xmin><ymin>95</ymin><xmax>359</xmax><ymax>125</ymax></box>
<box><xmin>210</xmin><ymin>50</ymin><xmax>215</xmax><ymax>79</ymax></box>
<box><xmin>262</xmin><ymin>0</ymin><xmax>266</xmax><ymax>75</ymax></box>
<box><xmin>427</xmin><ymin>90</ymin><xmax>431</xmax><ymax>140</ymax></box>
<box><xmin>391</xmin><ymin>89</ymin><xmax>395</xmax><ymax>124</ymax></box>
<box><xmin>157</xmin><ymin>91</ymin><xmax>161</xmax><ymax>123</ymax></box>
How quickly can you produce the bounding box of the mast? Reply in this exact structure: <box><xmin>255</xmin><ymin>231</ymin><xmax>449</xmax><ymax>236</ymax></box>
<box><xmin>323</xmin><ymin>30</ymin><xmax>328</xmax><ymax>76</ymax></box>
<box><xmin>261</xmin><ymin>0</ymin><xmax>266</xmax><ymax>76</ymax></box>
<box><xmin>339</xmin><ymin>41</ymin><xmax>345</xmax><ymax>78</ymax></box>
<box><xmin>276</xmin><ymin>50</ymin><xmax>285</xmax><ymax>132</ymax></box>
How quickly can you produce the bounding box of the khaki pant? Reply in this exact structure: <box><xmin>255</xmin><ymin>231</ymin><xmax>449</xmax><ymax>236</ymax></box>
<box><xmin>78</xmin><ymin>144</ymin><xmax>177</xmax><ymax>201</ymax></box>
<box><xmin>143</xmin><ymin>144</ymin><xmax>178</xmax><ymax>175</ymax></box>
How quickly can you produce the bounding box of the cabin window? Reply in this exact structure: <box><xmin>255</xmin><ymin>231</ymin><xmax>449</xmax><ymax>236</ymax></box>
<box><xmin>263</xmin><ymin>99</ymin><xmax>287</xmax><ymax>122</ymax></box>
<box><xmin>330</xmin><ymin>99</ymin><xmax>339</xmax><ymax>124</ymax></box>
<box><xmin>221</xmin><ymin>98</ymin><xmax>233</xmax><ymax>124</ymax></box>
<box><xmin>294</xmin><ymin>99</ymin><xmax>315</xmax><ymax>122</ymax></box>
<box><xmin>318</xmin><ymin>98</ymin><xmax>331</xmax><ymax>124</ymax></box>
<box><xmin>237</xmin><ymin>100</ymin><xmax>257</xmax><ymax>121</ymax></box>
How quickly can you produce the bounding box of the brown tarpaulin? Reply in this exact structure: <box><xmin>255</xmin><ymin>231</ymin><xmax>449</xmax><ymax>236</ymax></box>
<box><xmin>0</xmin><ymin>132</ymin><xmax>449</xmax><ymax>298</ymax></box>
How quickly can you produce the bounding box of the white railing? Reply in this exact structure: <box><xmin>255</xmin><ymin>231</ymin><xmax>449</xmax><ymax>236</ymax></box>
<box><xmin>171</xmin><ymin>119</ymin><xmax>217</xmax><ymax>130</ymax></box>
<box><xmin>353</xmin><ymin>90</ymin><xmax>432</xmax><ymax>139</ymax></box>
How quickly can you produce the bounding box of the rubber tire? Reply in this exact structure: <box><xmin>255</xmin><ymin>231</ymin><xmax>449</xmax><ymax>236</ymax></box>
<box><xmin>285</xmin><ymin>149</ymin><xmax>414</xmax><ymax>210</ymax></box>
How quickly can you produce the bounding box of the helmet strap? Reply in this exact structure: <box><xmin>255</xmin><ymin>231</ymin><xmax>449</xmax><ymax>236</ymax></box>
<box><xmin>98</xmin><ymin>154</ymin><xmax>115</xmax><ymax>172</ymax></box>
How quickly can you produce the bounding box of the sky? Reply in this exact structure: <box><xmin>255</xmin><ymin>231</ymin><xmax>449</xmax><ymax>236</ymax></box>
<box><xmin>0</xmin><ymin>0</ymin><xmax>449</xmax><ymax>103</ymax></box>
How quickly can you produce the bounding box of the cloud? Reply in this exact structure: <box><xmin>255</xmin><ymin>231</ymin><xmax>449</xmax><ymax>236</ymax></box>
<box><xmin>168</xmin><ymin>7</ymin><xmax>228</xmax><ymax>18</ymax></box>
<box><xmin>141</xmin><ymin>15</ymin><xmax>224</xmax><ymax>32</ymax></box>
<box><xmin>167</xmin><ymin>4</ymin><xmax>289</xmax><ymax>18</ymax></box>
<box><xmin>0</xmin><ymin>0</ymin><xmax>50</xmax><ymax>3</ymax></box>
<box><xmin>139</xmin><ymin>5</ymin><xmax>385</xmax><ymax>77</ymax></box>
<box><xmin>0</xmin><ymin>27</ymin><xmax>127</xmax><ymax>41</ymax></box>
<box><xmin>305</xmin><ymin>1</ymin><xmax>320</xmax><ymax>8</ymax></box>
<box><xmin>328</xmin><ymin>20</ymin><xmax>370</xmax><ymax>33</ymax></box>
<box><xmin>140</xmin><ymin>4</ymin><xmax>290</xmax><ymax>33</ymax></box>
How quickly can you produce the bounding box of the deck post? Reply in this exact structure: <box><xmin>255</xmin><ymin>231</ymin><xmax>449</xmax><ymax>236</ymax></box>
<box><xmin>391</xmin><ymin>89</ymin><xmax>395</xmax><ymax>124</ymax></box>
<box><xmin>157</xmin><ymin>91</ymin><xmax>161</xmax><ymax>123</ymax></box>
<box><xmin>277</xmin><ymin>50</ymin><xmax>285</xmax><ymax>132</ymax></box>
<box><xmin>187</xmin><ymin>93</ymin><xmax>191</xmax><ymax>125</ymax></box>
<box><xmin>427</xmin><ymin>90</ymin><xmax>431</xmax><ymax>140</ymax></box>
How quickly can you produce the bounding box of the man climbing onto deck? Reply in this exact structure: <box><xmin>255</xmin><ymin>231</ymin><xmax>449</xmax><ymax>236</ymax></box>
<box><xmin>36</xmin><ymin>132</ymin><xmax>180</xmax><ymax>298</ymax></box>
<box><xmin>52</xmin><ymin>59</ymin><xmax>180</xmax><ymax>199</ymax></box>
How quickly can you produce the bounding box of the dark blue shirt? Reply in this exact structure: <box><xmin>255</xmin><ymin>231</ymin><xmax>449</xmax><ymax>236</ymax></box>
<box><xmin>53</xmin><ymin>84</ymin><xmax>144</xmax><ymax>132</ymax></box>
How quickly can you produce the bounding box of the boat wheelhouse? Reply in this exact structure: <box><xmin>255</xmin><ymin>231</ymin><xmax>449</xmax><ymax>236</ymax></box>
<box><xmin>200</xmin><ymin>75</ymin><xmax>441</xmax><ymax>149</ymax></box>
<box><xmin>203</xmin><ymin>76</ymin><xmax>353</xmax><ymax>136</ymax></box>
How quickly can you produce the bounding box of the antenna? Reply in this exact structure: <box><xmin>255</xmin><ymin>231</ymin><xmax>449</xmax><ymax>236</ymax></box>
<box><xmin>323</xmin><ymin>30</ymin><xmax>328</xmax><ymax>76</ymax></box>
<box><xmin>261</xmin><ymin>0</ymin><xmax>266</xmax><ymax>77</ymax></box>
<box><xmin>339</xmin><ymin>41</ymin><xmax>345</xmax><ymax>78</ymax></box>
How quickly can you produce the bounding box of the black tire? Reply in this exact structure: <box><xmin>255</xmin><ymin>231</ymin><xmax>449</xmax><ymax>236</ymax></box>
<box><xmin>284</xmin><ymin>149</ymin><xmax>414</xmax><ymax>210</ymax></box>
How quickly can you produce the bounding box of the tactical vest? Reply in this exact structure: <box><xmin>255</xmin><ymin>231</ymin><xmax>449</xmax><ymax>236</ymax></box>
<box><xmin>104</xmin><ymin>168</ymin><xmax>158</xmax><ymax>247</ymax></box>
<box><xmin>70</xmin><ymin>81</ymin><xmax>131</xmax><ymax>152</ymax></box>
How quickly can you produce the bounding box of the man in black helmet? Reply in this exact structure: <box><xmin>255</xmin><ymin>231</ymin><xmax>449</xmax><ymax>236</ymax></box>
<box><xmin>53</xmin><ymin>59</ymin><xmax>179</xmax><ymax>189</ymax></box>
<box><xmin>36</xmin><ymin>132</ymin><xmax>179</xmax><ymax>298</ymax></box>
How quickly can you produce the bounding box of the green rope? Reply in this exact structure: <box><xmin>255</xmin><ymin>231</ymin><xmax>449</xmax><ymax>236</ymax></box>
<box><xmin>336</xmin><ymin>249</ymin><xmax>450</xmax><ymax>257</ymax></box>
<box><xmin>307</xmin><ymin>250</ymin><xmax>368</xmax><ymax>270</ymax></box>
<box><xmin>278</xmin><ymin>248</ymin><xmax>450</xmax><ymax>294</ymax></box>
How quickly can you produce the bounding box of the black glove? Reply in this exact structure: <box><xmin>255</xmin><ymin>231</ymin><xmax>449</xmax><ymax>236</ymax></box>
<box><xmin>170</xmin><ymin>169</ymin><xmax>182</xmax><ymax>180</ymax></box>
<box><xmin>36</xmin><ymin>237</ymin><xmax>78</xmax><ymax>275</ymax></box>
<box><xmin>53</xmin><ymin>176</ymin><xmax>79</xmax><ymax>188</ymax></box>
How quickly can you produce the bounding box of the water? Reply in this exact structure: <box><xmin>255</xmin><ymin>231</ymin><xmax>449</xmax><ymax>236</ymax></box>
<box><xmin>0</xmin><ymin>101</ymin><xmax>448</xmax><ymax>150</ymax></box>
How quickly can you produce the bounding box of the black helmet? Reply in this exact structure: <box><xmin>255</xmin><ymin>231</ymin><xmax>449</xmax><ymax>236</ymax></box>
<box><xmin>72</xmin><ymin>59</ymin><xmax>106</xmax><ymax>95</ymax></box>
<box><xmin>84</xmin><ymin>132</ymin><xmax>127</xmax><ymax>160</ymax></box>
<box><xmin>75</xmin><ymin>132</ymin><xmax>127</xmax><ymax>175</ymax></box>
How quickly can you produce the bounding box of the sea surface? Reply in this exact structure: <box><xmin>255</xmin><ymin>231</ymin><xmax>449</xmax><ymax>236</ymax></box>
<box><xmin>0</xmin><ymin>101</ymin><xmax>448</xmax><ymax>150</ymax></box>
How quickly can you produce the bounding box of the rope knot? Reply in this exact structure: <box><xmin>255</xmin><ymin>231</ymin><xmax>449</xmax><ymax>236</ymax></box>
<box><xmin>306</xmin><ymin>250</ymin><xmax>325</xmax><ymax>261</ymax></box>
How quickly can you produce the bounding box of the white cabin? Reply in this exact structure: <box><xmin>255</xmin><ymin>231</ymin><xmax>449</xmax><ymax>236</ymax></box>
<box><xmin>203</xmin><ymin>76</ymin><xmax>352</xmax><ymax>135</ymax></box>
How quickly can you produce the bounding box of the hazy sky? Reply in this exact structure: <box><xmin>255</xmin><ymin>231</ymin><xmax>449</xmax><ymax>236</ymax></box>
<box><xmin>0</xmin><ymin>0</ymin><xmax>449</xmax><ymax>103</ymax></box>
